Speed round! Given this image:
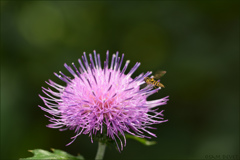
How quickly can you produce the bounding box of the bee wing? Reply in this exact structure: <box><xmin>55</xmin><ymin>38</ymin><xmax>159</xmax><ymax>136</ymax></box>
<box><xmin>154</xmin><ymin>70</ymin><xmax>166</xmax><ymax>79</ymax></box>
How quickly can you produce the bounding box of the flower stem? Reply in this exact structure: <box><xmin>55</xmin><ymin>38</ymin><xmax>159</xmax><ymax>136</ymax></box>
<box><xmin>95</xmin><ymin>142</ymin><xmax>106</xmax><ymax>160</ymax></box>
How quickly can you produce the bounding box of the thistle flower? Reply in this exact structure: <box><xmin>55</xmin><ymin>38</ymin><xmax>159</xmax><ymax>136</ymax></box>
<box><xmin>39</xmin><ymin>50</ymin><xmax>169</xmax><ymax>151</ymax></box>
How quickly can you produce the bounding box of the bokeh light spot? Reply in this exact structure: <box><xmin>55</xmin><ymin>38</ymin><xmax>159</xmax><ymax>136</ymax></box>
<box><xmin>17</xmin><ymin>2</ymin><xmax>65</xmax><ymax>46</ymax></box>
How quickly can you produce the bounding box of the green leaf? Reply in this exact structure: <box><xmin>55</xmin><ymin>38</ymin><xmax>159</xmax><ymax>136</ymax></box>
<box><xmin>125</xmin><ymin>134</ymin><xmax>157</xmax><ymax>146</ymax></box>
<box><xmin>20</xmin><ymin>148</ymin><xmax>84</xmax><ymax>160</ymax></box>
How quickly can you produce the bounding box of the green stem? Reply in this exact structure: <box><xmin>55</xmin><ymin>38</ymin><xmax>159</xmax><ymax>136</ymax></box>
<box><xmin>95</xmin><ymin>142</ymin><xmax>106</xmax><ymax>160</ymax></box>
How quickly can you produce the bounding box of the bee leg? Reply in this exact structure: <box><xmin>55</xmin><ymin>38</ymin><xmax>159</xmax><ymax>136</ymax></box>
<box><xmin>154</xmin><ymin>86</ymin><xmax>158</xmax><ymax>91</ymax></box>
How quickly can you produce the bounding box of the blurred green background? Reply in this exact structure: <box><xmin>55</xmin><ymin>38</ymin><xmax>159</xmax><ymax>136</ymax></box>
<box><xmin>1</xmin><ymin>1</ymin><xmax>239</xmax><ymax>160</ymax></box>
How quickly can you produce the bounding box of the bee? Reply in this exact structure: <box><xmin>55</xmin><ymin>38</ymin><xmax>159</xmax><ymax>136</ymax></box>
<box><xmin>144</xmin><ymin>71</ymin><xmax>166</xmax><ymax>90</ymax></box>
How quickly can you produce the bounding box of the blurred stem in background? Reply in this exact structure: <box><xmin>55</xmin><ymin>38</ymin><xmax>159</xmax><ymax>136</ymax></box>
<box><xmin>95</xmin><ymin>142</ymin><xmax>106</xmax><ymax>160</ymax></box>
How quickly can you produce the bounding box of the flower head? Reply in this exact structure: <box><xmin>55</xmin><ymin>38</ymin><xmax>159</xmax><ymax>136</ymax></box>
<box><xmin>39</xmin><ymin>50</ymin><xmax>169</xmax><ymax>151</ymax></box>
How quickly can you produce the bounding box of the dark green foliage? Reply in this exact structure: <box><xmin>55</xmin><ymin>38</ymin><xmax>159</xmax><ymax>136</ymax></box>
<box><xmin>20</xmin><ymin>149</ymin><xmax>84</xmax><ymax>160</ymax></box>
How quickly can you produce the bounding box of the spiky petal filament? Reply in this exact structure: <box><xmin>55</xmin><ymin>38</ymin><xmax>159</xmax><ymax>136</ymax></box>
<box><xmin>39</xmin><ymin>50</ymin><xmax>169</xmax><ymax>151</ymax></box>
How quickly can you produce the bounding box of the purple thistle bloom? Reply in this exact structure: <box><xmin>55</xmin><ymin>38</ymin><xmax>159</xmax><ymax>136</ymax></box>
<box><xmin>39</xmin><ymin>50</ymin><xmax>169</xmax><ymax>151</ymax></box>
